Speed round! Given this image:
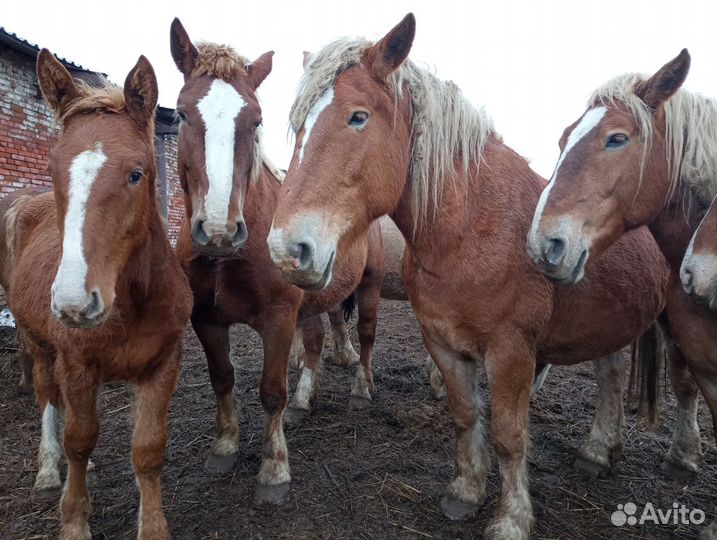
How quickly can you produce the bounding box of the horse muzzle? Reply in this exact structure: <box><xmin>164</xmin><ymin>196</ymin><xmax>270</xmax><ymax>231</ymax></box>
<box><xmin>267</xmin><ymin>221</ymin><xmax>337</xmax><ymax>290</ymax></box>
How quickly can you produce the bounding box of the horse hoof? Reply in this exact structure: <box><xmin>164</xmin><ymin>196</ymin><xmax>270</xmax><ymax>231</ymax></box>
<box><xmin>33</xmin><ymin>483</ymin><xmax>61</xmax><ymax>500</ymax></box>
<box><xmin>661</xmin><ymin>460</ymin><xmax>698</xmax><ymax>483</ymax></box>
<box><xmin>348</xmin><ymin>395</ymin><xmax>372</xmax><ymax>410</ymax></box>
<box><xmin>574</xmin><ymin>456</ymin><xmax>610</xmax><ymax>479</ymax></box>
<box><xmin>255</xmin><ymin>481</ymin><xmax>290</xmax><ymax>505</ymax></box>
<box><xmin>205</xmin><ymin>452</ymin><xmax>238</xmax><ymax>474</ymax></box>
<box><xmin>284</xmin><ymin>407</ymin><xmax>310</xmax><ymax>424</ymax></box>
<box><xmin>440</xmin><ymin>494</ymin><xmax>478</xmax><ymax>521</ymax></box>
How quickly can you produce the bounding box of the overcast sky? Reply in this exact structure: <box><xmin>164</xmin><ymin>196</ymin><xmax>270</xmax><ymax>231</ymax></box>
<box><xmin>3</xmin><ymin>0</ymin><xmax>716</xmax><ymax>177</ymax></box>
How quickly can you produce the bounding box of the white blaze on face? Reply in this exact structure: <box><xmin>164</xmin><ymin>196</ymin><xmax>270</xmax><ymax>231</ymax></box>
<box><xmin>530</xmin><ymin>106</ymin><xmax>607</xmax><ymax>233</ymax></box>
<box><xmin>299</xmin><ymin>86</ymin><xmax>334</xmax><ymax>165</ymax></box>
<box><xmin>197</xmin><ymin>79</ymin><xmax>246</xmax><ymax>235</ymax></box>
<box><xmin>52</xmin><ymin>144</ymin><xmax>107</xmax><ymax>308</ymax></box>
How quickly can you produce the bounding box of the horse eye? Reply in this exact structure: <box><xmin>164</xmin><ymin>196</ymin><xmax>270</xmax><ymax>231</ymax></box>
<box><xmin>349</xmin><ymin>111</ymin><xmax>369</xmax><ymax>128</ymax></box>
<box><xmin>606</xmin><ymin>133</ymin><xmax>629</xmax><ymax>148</ymax></box>
<box><xmin>128</xmin><ymin>170</ymin><xmax>143</xmax><ymax>185</ymax></box>
<box><xmin>176</xmin><ymin>111</ymin><xmax>187</xmax><ymax>122</ymax></box>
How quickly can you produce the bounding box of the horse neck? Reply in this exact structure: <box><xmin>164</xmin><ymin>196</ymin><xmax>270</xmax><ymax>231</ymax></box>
<box><xmin>390</xmin><ymin>135</ymin><xmax>544</xmax><ymax>265</ymax></box>
<box><xmin>649</xmin><ymin>187</ymin><xmax>705</xmax><ymax>272</ymax></box>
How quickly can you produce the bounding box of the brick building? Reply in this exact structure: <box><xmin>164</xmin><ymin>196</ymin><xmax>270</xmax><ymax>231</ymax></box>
<box><xmin>0</xmin><ymin>27</ymin><xmax>185</xmax><ymax>249</ymax></box>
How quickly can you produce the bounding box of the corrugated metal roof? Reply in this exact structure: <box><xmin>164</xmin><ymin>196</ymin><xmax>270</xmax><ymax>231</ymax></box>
<box><xmin>0</xmin><ymin>26</ymin><xmax>104</xmax><ymax>75</ymax></box>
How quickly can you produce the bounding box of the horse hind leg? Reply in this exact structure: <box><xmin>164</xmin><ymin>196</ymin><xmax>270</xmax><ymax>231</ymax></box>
<box><xmin>285</xmin><ymin>315</ymin><xmax>324</xmax><ymax>424</ymax></box>
<box><xmin>661</xmin><ymin>341</ymin><xmax>702</xmax><ymax>480</ymax></box>
<box><xmin>349</xmin><ymin>273</ymin><xmax>381</xmax><ymax>409</ymax></box>
<box><xmin>574</xmin><ymin>352</ymin><xmax>627</xmax><ymax>478</ymax></box>
<box><xmin>193</xmin><ymin>318</ymin><xmax>239</xmax><ymax>474</ymax></box>
<box><xmin>288</xmin><ymin>324</ymin><xmax>305</xmax><ymax>369</ymax></box>
<box><xmin>328</xmin><ymin>303</ymin><xmax>360</xmax><ymax>367</ymax></box>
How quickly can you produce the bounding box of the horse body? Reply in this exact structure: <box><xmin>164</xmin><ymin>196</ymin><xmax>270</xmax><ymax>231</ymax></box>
<box><xmin>5</xmin><ymin>51</ymin><xmax>192</xmax><ymax>540</ymax></box>
<box><xmin>170</xmin><ymin>19</ymin><xmax>384</xmax><ymax>499</ymax></box>
<box><xmin>267</xmin><ymin>15</ymin><xmax>669</xmax><ymax>539</ymax></box>
<box><xmin>527</xmin><ymin>49</ymin><xmax>717</xmax><ymax>540</ymax></box>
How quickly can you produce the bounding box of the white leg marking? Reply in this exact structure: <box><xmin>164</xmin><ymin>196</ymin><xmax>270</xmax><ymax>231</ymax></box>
<box><xmin>258</xmin><ymin>414</ymin><xmax>290</xmax><ymax>486</ymax></box>
<box><xmin>299</xmin><ymin>86</ymin><xmax>334</xmax><ymax>165</ymax></box>
<box><xmin>530</xmin><ymin>106</ymin><xmax>607</xmax><ymax>232</ymax></box>
<box><xmin>52</xmin><ymin>145</ymin><xmax>107</xmax><ymax>312</ymax></box>
<box><xmin>36</xmin><ymin>404</ymin><xmax>62</xmax><ymax>491</ymax></box>
<box><xmin>197</xmin><ymin>79</ymin><xmax>246</xmax><ymax>237</ymax></box>
<box><xmin>290</xmin><ymin>367</ymin><xmax>316</xmax><ymax>411</ymax></box>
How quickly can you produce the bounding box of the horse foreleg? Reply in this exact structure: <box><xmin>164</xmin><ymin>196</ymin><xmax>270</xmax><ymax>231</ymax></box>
<box><xmin>575</xmin><ymin>352</ymin><xmax>626</xmax><ymax>478</ymax></box>
<box><xmin>286</xmin><ymin>314</ymin><xmax>323</xmax><ymax>423</ymax></box>
<box><xmin>255</xmin><ymin>308</ymin><xmax>295</xmax><ymax>505</ymax></box>
<box><xmin>29</xmin><ymin>339</ymin><xmax>62</xmax><ymax>495</ymax></box>
<box><xmin>662</xmin><ymin>341</ymin><xmax>703</xmax><ymax>480</ymax></box>
<box><xmin>349</xmin><ymin>275</ymin><xmax>380</xmax><ymax>409</ymax></box>
<box><xmin>423</xmin><ymin>335</ymin><xmax>488</xmax><ymax>521</ymax></box>
<box><xmin>57</xmin><ymin>360</ymin><xmax>99</xmax><ymax>540</ymax></box>
<box><xmin>327</xmin><ymin>305</ymin><xmax>359</xmax><ymax>367</ymax></box>
<box><xmin>484</xmin><ymin>337</ymin><xmax>534</xmax><ymax>540</ymax></box>
<box><xmin>132</xmin><ymin>344</ymin><xmax>179</xmax><ymax>540</ymax></box>
<box><xmin>193</xmin><ymin>317</ymin><xmax>239</xmax><ymax>474</ymax></box>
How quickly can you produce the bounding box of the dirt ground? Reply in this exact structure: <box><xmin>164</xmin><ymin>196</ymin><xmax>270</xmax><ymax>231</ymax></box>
<box><xmin>0</xmin><ymin>300</ymin><xmax>714</xmax><ymax>540</ymax></box>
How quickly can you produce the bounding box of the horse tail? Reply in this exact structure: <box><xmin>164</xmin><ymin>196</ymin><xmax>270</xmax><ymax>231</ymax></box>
<box><xmin>629</xmin><ymin>319</ymin><xmax>667</xmax><ymax>429</ymax></box>
<box><xmin>341</xmin><ymin>292</ymin><xmax>356</xmax><ymax>322</ymax></box>
<box><xmin>0</xmin><ymin>191</ymin><xmax>37</xmax><ymax>288</ymax></box>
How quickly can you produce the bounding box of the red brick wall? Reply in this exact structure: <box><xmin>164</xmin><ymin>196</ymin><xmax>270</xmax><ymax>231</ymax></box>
<box><xmin>0</xmin><ymin>47</ymin><xmax>58</xmax><ymax>196</ymax></box>
<box><xmin>162</xmin><ymin>134</ymin><xmax>185</xmax><ymax>247</ymax></box>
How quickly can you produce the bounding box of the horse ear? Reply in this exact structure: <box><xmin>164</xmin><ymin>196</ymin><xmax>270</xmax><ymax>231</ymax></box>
<box><xmin>248</xmin><ymin>51</ymin><xmax>274</xmax><ymax>89</ymax></box>
<box><xmin>366</xmin><ymin>13</ymin><xmax>416</xmax><ymax>80</ymax></box>
<box><xmin>638</xmin><ymin>49</ymin><xmax>690</xmax><ymax>109</ymax></box>
<box><xmin>170</xmin><ymin>17</ymin><xmax>198</xmax><ymax>79</ymax></box>
<box><xmin>36</xmin><ymin>48</ymin><xmax>79</xmax><ymax>117</ymax></box>
<box><xmin>303</xmin><ymin>51</ymin><xmax>313</xmax><ymax>69</ymax></box>
<box><xmin>124</xmin><ymin>56</ymin><xmax>158</xmax><ymax>125</ymax></box>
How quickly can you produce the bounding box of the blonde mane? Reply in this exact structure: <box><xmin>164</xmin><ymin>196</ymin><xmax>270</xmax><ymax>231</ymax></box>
<box><xmin>290</xmin><ymin>37</ymin><xmax>496</xmax><ymax>230</ymax></box>
<box><xmin>589</xmin><ymin>74</ymin><xmax>717</xmax><ymax>206</ymax></box>
<box><xmin>57</xmin><ymin>78</ymin><xmax>126</xmax><ymax>124</ymax></box>
<box><xmin>192</xmin><ymin>42</ymin><xmax>249</xmax><ymax>80</ymax></box>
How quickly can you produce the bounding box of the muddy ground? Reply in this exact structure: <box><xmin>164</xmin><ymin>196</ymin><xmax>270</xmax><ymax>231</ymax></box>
<box><xmin>0</xmin><ymin>300</ymin><xmax>714</xmax><ymax>539</ymax></box>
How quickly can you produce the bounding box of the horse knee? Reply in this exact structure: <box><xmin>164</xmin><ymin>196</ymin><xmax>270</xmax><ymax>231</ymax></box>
<box><xmin>260</xmin><ymin>387</ymin><xmax>287</xmax><ymax>416</ymax></box>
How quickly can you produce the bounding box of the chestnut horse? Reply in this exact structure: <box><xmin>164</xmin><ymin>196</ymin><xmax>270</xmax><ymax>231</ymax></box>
<box><xmin>4</xmin><ymin>51</ymin><xmax>192</xmax><ymax>540</ymax></box>
<box><xmin>527</xmin><ymin>49</ymin><xmax>717</xmax><ymax>540</ymax></box>
<box><xmin>267</xmin><ymin>14</ymin><xmax>672</xmax><ymax>540</ymax></box>
<box><xmin>682</xmin><ymin>194</ymin><xmax>717</xmax><ymax>311</ymax></box>
<box><xmin>169</xmin><ymin>18</ymin><xmax>384</xmax><ymax>502</ymax></box>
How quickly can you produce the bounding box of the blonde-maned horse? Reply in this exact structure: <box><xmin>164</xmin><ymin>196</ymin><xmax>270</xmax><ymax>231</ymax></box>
<box><xmin>5</xmin><ymin>50</ymin><xmax>193</xmax><ymax>540</ymax></box>
<box><xmin>527</xmin><ymin>49</ymin><xmax>717</xmax><ymax>540</ymax></box>
<box><xmin>266</xmin><ymin>14</ymin><xmax>672</xmax><ymax>540</ymax></box>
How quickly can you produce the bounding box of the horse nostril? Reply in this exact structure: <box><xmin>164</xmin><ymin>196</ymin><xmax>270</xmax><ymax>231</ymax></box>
<box><xmin>288</xmin><ymin>241</ymin><xmax>315</xmax><ymax>269</ymax></box>
<box><xmin>232</xmin><ymin>221</ymin><xmax>248</xmax><ymax>247</ymax></box>
<box><xmin>681</xmin><ymin>268</ymin><xmax>693</xmax><ymax>290</ymax></box>
<box><xmin>82</xmin><ymin>289</ymin><xmax>103</xmax><ymax>319</ymax></box>
<box><xmin>191</xmin><ymin>219</ymin><xmax>209</xmax><ymax>246</ymax></box>
<box><xmin>545</xmin><ymin>238</ymin><xmax>566</xmax><ymax>266</ymax></box>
